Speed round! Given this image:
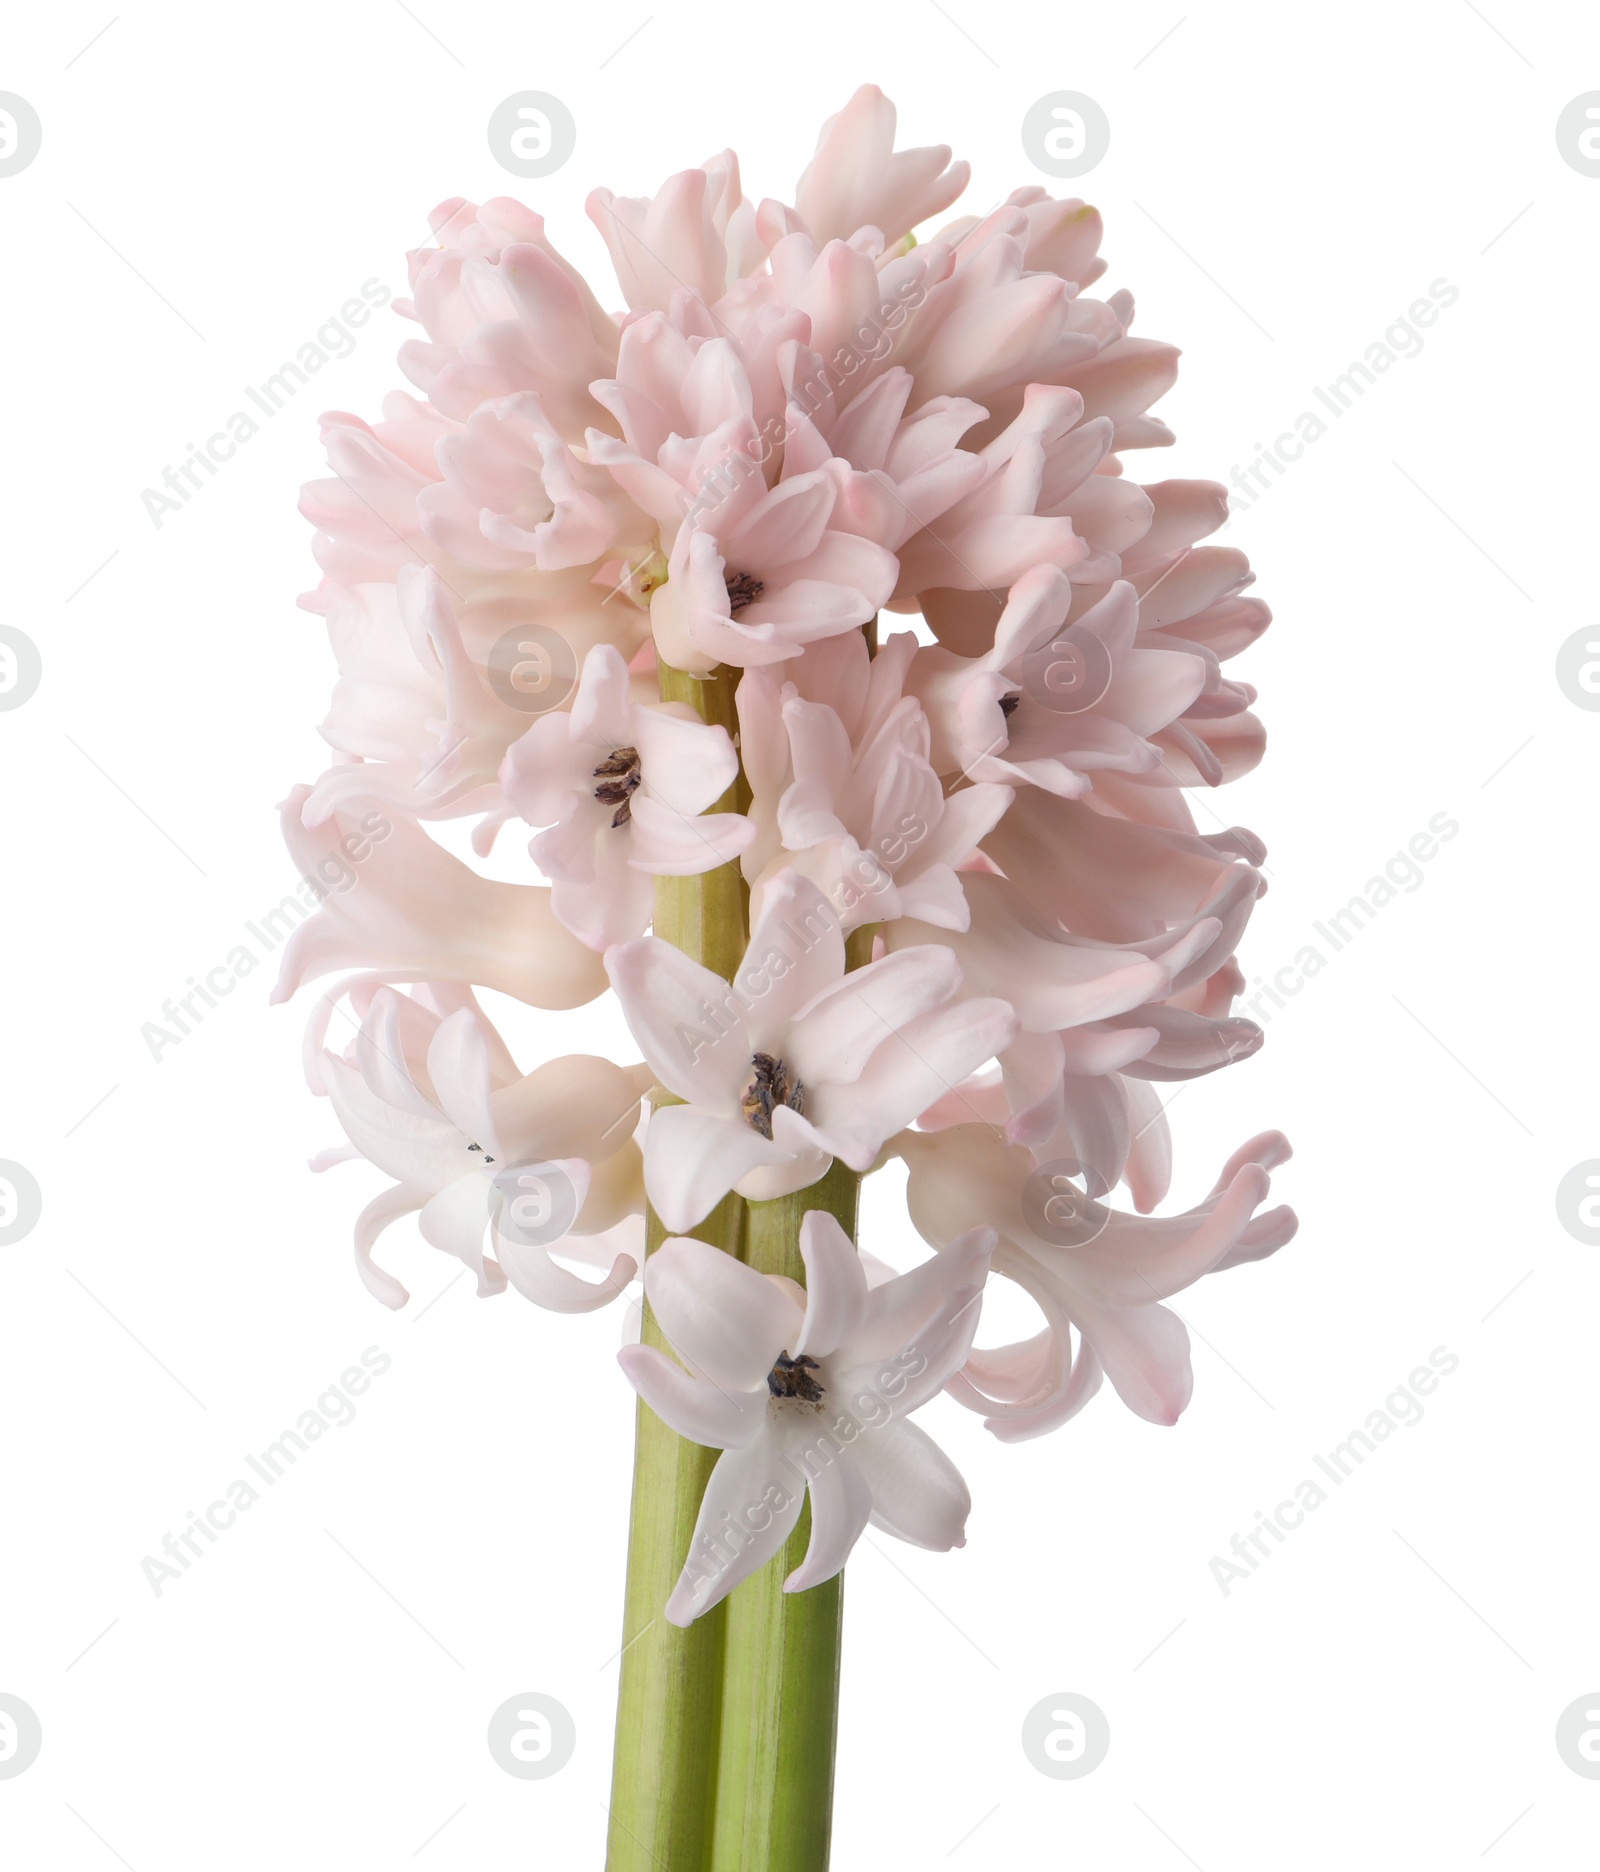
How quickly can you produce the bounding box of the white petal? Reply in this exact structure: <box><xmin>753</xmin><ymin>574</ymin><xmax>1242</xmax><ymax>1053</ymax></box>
<box><xmin>776</xmin><ymin>777</ymin><xmax>849</xmax><ymax>852</ymax></box>
<box><xmin>646</xmin><ymin>1233</ymin><xmax>802</xmax><ymax>1390</ymax></box>
<box><xmin>1062</xmin><ymin>1165</ymin><xmax>1270</xmax><ymax>1305</ymax></box>
<box><xmin>529</xmin><ymin>802</ymin><xmax>603</xmax><ymax>888</ymax></box>
<box><xmin>626</xmin><ymin>795</ymin><xmax>756</xmax><ymax>877</ymax></box>
<box><xmin>737</xmin><ymin>871</ymin><xmax>848</xmax><ymax>1051</ymax></box>
<box><xmin>806</xmin><ymin>998</ymin><xmax>1018</xmax><ymax>1169</ymax></box>
<box><xmin>550</xmin><ymin>847</ymin><xmax>655</xmax><ymax>950</ymax></box>
<box><xmin>574</xmin><ymin>1141</ymin><xmax>645</xmax><ymax>1234</ymax></box>
<box><xmin>617</xmin><ymin>1344</ymin><xmax>765</xmax><ymax>1448</ymax></box>
<box><xmin>569</xmin><ymin>643</ymin><xmax>634</xmax><ymax>748</ymax></box>
<box><xmin>887</xmin><ymin>875</ymin><xmax>1171</xmax><ymax>1033</ymax></box>
<box><xmin>1123</xmin><ymin>1077</ymin><xmax>1172</xmax><ymax>1211</ymax></box>
<box><xmin>786</xmin><ymin>945</ymin><xmax>962</xmax><ymax>1089</ymax></box>
<box><xmin>853</xmin><ymin>1419</ymin><xmax>971</xmax><ymax>1550</ymax></box>
<box><xmin>492</xmin><ymin>1054</ymin><xmax>651</xmax><ymax>1166</ymax></box>
<box><xmin>848</xmin><ymin>1227</ymin><xmax>992</xmax><ymax>1369</ymax></box>
<box><xmin>919</xmin><ymin>780</ymin><xmax>1012</xmax><ymax>871</ymax></box>
<box><xmin>425</xmin><ymin>1009</ymin><xmax>503</xmax><ymax>1159</ymax></box>
<box><xmin>632</xmin><ymin>705</ymin><xmax>741</xmax><ymax>817</ymax></box>
<box><xmin>417</xmin><ymin>1172</ymin><xmax>507</xmax><ymax>1296</ymax></box>
<box><xmin>355</xmin><ymin>988</ymin><xmax>440</xmax><ymax>1117</ymax></box>
<box><xmin>607</xmin><ymin>937</ymin><xmax>748</xmax><ymax>1107</ymax></box>
<box><xmin>953</xmin><ymin>1327</ymin><xmax>1056</xmax><ymax>1407</ymax></box>
<box><xmin>644</xmin><ymin>1103</ymin><xmax>797</xmax><ymax>1233</ymax></box>
<box><xmin>353</xmin><ymin>1185</ymin><xmax>425</xmax><ymax>1309</ymax></box>
<box><xmin>501</xmin><ymin>711</ymin><xmax>592</xmax><ymax>826</ymax></box>
<box><xmin>274</xmin><ymin>790</ymin><xmax>607</xmax><ymax>1011</ymax></box>
<box><xmin>793</xmin><ymin>1210</ymin><xmax>868</xmax><ymax>1358</ymax></box>
<box><xmin>725</xmin><ymin>470</ymin><xmax>835</xmax><ymax>568</ymax></box>
<box><xmin>323</xmin><ymin>1054</ymin><xmax>464</xmax><ymax>1192</ymax></box>
<box><xmin>665</xmin><ymin>1437</ymin><xmax>807</xmax><ymax>1625</ymax></box>
<box><xmin>978</xmin><ymin>1338</ymin><xmax>1106</xmax><ymax>1444</ymax></box>
<box><xmin>781</xmin><ymin>695</ymin><xmax>855</xmax><ymax>790</ymax></box>
<box><xmin>890</xmin><ymin>866</ymin><xmax>970</xmax><ymax>930</ymax></box>
<box><xmin>495</xmin><ymin>1221</ymin><xmax>636</xmax><ymax>1314</ymax></box>
<box><xmin>1070</xmin><ymin>1294</ymin><xmax>1193</xmax><ymax>1425</ymax></box>
<box><xmin>783</xmin><ymin>1447</ymin><xmax>872</xmax><ymax>1593</ymax></box>
<box><xmin>732</xmin><ymin>1115</ymin><xmax>834</xmax><ymax>1204</ymax></box>
<box><xmin>986</xmin><ymin>563</ymin><xmax>1073</xmax><ymax>668</ymax></box>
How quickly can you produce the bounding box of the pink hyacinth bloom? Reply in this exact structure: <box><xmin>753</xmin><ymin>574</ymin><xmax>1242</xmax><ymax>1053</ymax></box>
<box><xmin>501</xmin><ymin>644</ymin><xmax>755</xmax><ymax>949</ymax></box>
<box><xmin>311</xmin><ymin>985</ymin><xmax>649</xmax><ymax>1311</ymax></box>
<box><xmin>619</xmin><ymin>1211</ymin><xmax>992</xmax><ymax>1623</ymax></box>
<box><xmin>737</xmin><ymin>631</ymin><xmax>1011</xmax><ymax>932</ymax></box>
<box><xmin>606</xmin><ymin>872</ymin><xmax>1017</xmax><ymax>1230</ymax></box>
<box><xmin>898</xmin><ymin>1125</ymin><xmax>1296</xmax><ymax>1437</ymax></box>
<box><xmin>272</xmin><ymin>85</ymin><xmax>1299</xmax><ymax>1642</ymax></box>
<box><xmin>907</xmin><ymin>567</ymin><xmax>1205</xmax><ymax>797</ymax></box>
<box><xmin>272</xmin><ymin>788</ymin><xmax>607</xmax><ymax>1010</ymax></box>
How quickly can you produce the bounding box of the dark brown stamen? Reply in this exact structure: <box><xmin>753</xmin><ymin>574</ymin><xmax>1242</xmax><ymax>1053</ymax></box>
<box><xmin>998</xmin><ymin>693</ymin><xmax>1020</xmax><ymax>718</ymax></box>
<box><xmin>767</xmin><ymin>1351</ymin><xmax>825</xmax><ymax>1403</ymax></box>
<box><xmin>740</xmin><ymin>1051</ymin><xmax>805</xmax><ymax>1140</ymax></box>
<box><xmin>725</xmin><ymin>570</ymin><xmax>765</xmax><ymax>615</ymax></box>
<box><xmin>593</xmin><ymin>746</ymin><xmax>642</xmax><ymax>828</ymax></box>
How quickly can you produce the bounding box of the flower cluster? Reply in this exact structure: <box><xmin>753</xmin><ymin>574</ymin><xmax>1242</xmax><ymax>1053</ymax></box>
<box><xmin>281</xmin><ymin>87</ymin><xmax>1295</xmax><ymax>1623</ymax></box>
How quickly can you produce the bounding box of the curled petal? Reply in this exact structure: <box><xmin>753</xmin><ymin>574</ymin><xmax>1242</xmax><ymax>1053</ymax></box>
<box><xmin>353</xmin><ymin>1185</ymin><xmax>425</xmax><ymax>1310</ymax></box>
<box><xmin>496</xmin><ymin>1216</ymin><xmax>637</xmax><ymax>1314</ymax></box>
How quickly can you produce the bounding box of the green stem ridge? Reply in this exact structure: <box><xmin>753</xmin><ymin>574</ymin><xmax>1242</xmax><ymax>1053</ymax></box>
<box><xmin>712</xmin><ymin>1162</ymin><xmax>859</xmax><ymax>1872</ymax></box>
<box><xmin>606</xmin><ymin>656</ymin><xmax>855</xmax><ymax>1871</ymax></box>
<box><xmin>606</xmin><ymin>1191</ymin><xmax>741</xmax><ymax>1870</ymax></box>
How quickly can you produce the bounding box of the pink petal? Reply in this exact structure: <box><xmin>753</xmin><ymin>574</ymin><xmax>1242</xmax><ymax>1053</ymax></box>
<box><xmin>643</xmin><ymin>1104</ymin><xmax>798</xmax><ymax>1234</ymax></box>
<box><xmin>626</xmin><ymin>796</ymin><xmax>755</xmax><ymax>876</ymax></box>
<box><xmin>631</xmin><ymin>706</ymin><xmax>741</xmax><ymax>817</ymax></box>
<box><xmin>852</xmin><ymin>1419</ymin><xmax>971</xmax><ymax>1550</ymax></box>
<box><xmin>418</xmin><ymin>1172</ymin><xmax>507</xmax><ymax>1297</ymax></box>
<box><xmin>607</xmin><ymin>937</ymin><xmax>747</xmax><ymax>1108</ymax></box>
<box><xmin>665</xmin><ymin>1438</ymin><xmax>806</xmax><ymax>1625</ymax></box>
<box><xmin>783</xmin><ymin>1448</ymin><xmax>872</xmax><ymax>1592</ymax></box>
<box><xmin>646</xmin><ymin>1235</ymin><xmax>802</xmax><ymax>1389</ymax></box>
<box><xmin>807</xmin><ymin>998</ymin><xmax>1018</xmax><ymax>1169</ymax></box>
<box><xmin>617</xmin><ymin>1344</ymin><xmax>765</xmax><ymax>1448</ymax></box>
<box><xmin>787</xmin><ymin>945</ymin><xmax>962</xmax><ymax>1088</ymax></box>
<box><xmin>793</xmin><ymin>1210</ymin><xmax>868</xmax><ymax>1358</ymax></box>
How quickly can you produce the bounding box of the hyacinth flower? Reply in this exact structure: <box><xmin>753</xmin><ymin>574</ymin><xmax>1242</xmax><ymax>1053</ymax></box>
<box><xmin>618</xmin><ymin>1213</ymin><xmax>993</xmax><ymax>1624</ymax></box>
<box><xmin>275</xmin><ymin>84</ymin><xmax>1296</xmax><ymax>1871</ymax></box>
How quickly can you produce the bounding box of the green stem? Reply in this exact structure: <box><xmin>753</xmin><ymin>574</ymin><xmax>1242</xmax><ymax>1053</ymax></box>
<box><xmin>657</xmin><ymin>658</ymin><xmax>751</xmax><ymax>958</ymax></box>
<box><xmin>606</xmin><ymin>659</ymin><xmax>748</xmax><ymax>1871</ymax></box>
<box><xmin>606</xmin><ymin>1190</ymin><xmax>741</xmax><ymax>1871</ymax></box>
<box><xmin>608</xmin><ymin>654</ymin><xmax>864</xmax><ymax>1868</ymax></box>
<box><xmin>710</xmin><ymin>1160</ymin><xmax>860</xmax><ymax>1872</ymax></box>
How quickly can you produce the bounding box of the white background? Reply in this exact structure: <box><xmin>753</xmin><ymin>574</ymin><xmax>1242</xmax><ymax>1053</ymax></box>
<box><xmin>1</xmin><ymin>1</ymin><xmax>1595</xmax><ymax>1865</ymax></box>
